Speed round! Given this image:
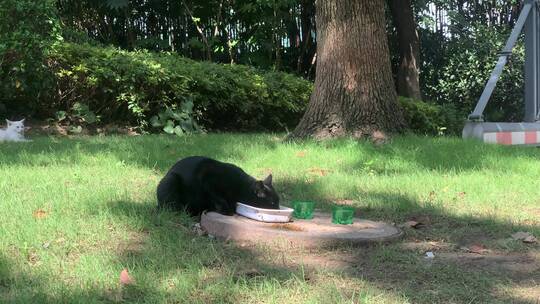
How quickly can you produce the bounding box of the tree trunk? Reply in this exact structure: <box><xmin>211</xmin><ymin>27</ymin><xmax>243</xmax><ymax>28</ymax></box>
<box><xmin>290</xmin><ymin>0</ymin><xmax>405</xmax><ymax>140</ymax></box>
<box><xmin>389</xmin><ymin>0</ymin><xmax>422</xmax><ymax>100</ymax></box>
<box><xmin>297</xmin><ymin>0</ymin><xmax>315</xmax><ymax>75</ymax></box>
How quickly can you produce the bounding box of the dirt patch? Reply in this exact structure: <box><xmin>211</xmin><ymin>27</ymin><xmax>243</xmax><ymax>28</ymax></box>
<box><xmin>507</xmin><ymin>285</ymin><xmax>540</xmax><ymax>303</ymax></box>
<box><xmin>243</xmin><ymin>239</ymin><xmax>540</xmax><ymax>286</ymax></box>
<box><xmin>282</xmin><ymin>250</ymin><xmax>361</xmax><ymax>272</ymax></box>
<box><xmin>436</xmin><ymin>251</ymin><xmax>540</xmax><ymax>280</ymax></box>
<box><xmin>401</xmin><ymin>240</ymin><xmax>453</xmax><ymax>252</ymax></box>
<box><xmin>270</xmin><ymin>223</ymin><xmax>305</xmax><ymax>232</ymax></box>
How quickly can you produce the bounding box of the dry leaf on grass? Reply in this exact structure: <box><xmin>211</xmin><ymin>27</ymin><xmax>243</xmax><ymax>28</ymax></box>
<box><xmin>334</xmin><ymin>199</ymin><xmax>355</xmax><ymax>205</ymax></box>
<box><xmin>32</xmin><ymin>209</ymin><xmax>48</xmax><ymax>219</ymax></box>
<box><xmin>296</xmin><ymin>151</ymin><xmax>307</xmax><ymax>157</ymax></box>
<box><xmin>307</xmin><ymin>167</ymin><xmax>330</xmax><ymax>176</ymax></box>
<box><xmin>461</xmin><ymin>244</ymin><xmax>489</xmax><ymax>254</ymax></box>
<box><xmin>511</xmin><ymin>232</ymin><xmax>537</xmax><ymax>243</ymax></box>
<box><xmin>120</xmin><ymin>269</ymin><xmax>134</xmax><ymax>285</ymax></box>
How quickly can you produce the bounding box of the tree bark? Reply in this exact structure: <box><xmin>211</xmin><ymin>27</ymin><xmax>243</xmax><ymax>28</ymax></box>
<box><xmin>290</xmin><ymin>0</ymin><xmax>405</xmax><ymax>140</ymax></box>
<box><xmin>389</xmin><ymin>0</ymin><xmax>422</xmax><ymax>100</ymax></box>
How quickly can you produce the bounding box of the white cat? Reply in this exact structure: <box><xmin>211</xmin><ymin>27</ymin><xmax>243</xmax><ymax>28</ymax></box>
<box><xmin>0</xmin><ymin>119</ymin><xmax>31</xmax><ymax>142</ymax></box>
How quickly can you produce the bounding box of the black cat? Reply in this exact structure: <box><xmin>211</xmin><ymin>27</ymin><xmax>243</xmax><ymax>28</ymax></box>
<box><xmin>157</xmin><ymin>156</ymin><xmax>280</xmax><ymax>215</ymax></box>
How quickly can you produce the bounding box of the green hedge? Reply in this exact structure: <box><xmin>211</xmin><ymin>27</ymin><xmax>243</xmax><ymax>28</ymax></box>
<box><xmin>399</xmin><ymin>97</ymin><xmax>465</xmax><ymax>136</ymax></box>
<box><xmin>47</xmin><ymin>43</ymin><xmax>312</xmax><ymax>131</ymax></box>
<box><xmin>5</xmin><ymin>39</ymin><xmax>468</xmax><ymax>136</ymax></box>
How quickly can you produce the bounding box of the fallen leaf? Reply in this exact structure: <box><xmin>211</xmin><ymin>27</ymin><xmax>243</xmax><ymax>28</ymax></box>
<box><xmin>32</xmin><ymin>209</ymin><xmax>48</xmax><ymax>219</ymax></box>
<box><xmin>119</xmin><ymin>269</ymin><xmax>134</xmax><ymax>285</ymax></box>
<box><xmin>457</xmin><ymin>192</ymin><xmax>466</xmax><ymax>199</ymax></box>
<box><xmin>334</xmin><ymin>199</ymin><xmax>354</xmax><ymax>205</ymax></box>
<box><xmin>511</xmin><ymin>231</ymin><xmax>537</xmax><ymax>243</ymax></box>
<box><xmin>370</xmin><ymin>131</ymin><xmax>388</xmax><ymax>146</ymax></box>
<box><xmin>296</xmin><ymin>151</ymin><xmax>306</xmax><ymax>157</ymax></box>
<box><xmin>466</xmin><ymin>244</ymin><xmax>489</xmax><ymax>254</ymax></box>
<box><xmin>27</xmin><ymin>252</ymin><xmax>40</xmax><ymax>266</ymax></box>
<box><xmin>307</xmin><ymin>167</ymin><xmax>330</xmax><ymax>176</ymax></box>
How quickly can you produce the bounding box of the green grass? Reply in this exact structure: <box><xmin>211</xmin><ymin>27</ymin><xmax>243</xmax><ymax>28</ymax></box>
<box><xmin>0</xmin><ymin>134</ymin><xmax>539</xmax><ymax>303</ymax></box>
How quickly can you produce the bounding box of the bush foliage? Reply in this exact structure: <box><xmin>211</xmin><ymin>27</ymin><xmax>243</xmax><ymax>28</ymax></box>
<box><xmin>399</xmin><ymin>97</ymin><xmax>464</xmax><ymax>135</ymax></box>
<box><xmin>0</xmin><ymin>0</ymin><xmax>62</xmax><ymax>114</ymax></box>
<box><xmin>47</xmin><ymin>43</ymin><xmax>313</xmax><ymax>132</ymax></box>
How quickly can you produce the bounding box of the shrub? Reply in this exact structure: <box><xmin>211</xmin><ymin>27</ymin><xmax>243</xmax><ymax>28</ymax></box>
<box><xmin>48</xmin><ymin>43</ymin><xmax>312</xmax><ymax>132</ymax></box>
<box><xmin>0</xmin><ymin>0</ymin><xmax>62</xmax><ymax>114</ymax></box>
<box><xmin>399</xmin><ymin>97</ymin><xmax>465</xmax><ymax>135</ymax></box>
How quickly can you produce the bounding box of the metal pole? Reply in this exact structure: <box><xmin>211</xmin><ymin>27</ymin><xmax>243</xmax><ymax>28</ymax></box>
<box><xmin>524</xmin><ymin>1</ymin><xmax>539</xmax><ymax>122</ymax></box>
<box><xmin>469</xmin><ymin>1</ymin><xmax>533</xmax><ymax>121</ymax></box>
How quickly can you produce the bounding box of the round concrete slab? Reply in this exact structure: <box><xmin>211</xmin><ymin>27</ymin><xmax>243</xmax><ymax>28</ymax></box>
<box><xmin>201</xmin><ymin>211</ymin><xmax>402</xmax><ymax>248</ymax></box>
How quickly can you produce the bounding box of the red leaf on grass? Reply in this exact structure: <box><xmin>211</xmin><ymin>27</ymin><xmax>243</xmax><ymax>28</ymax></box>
<box><xmin>120</xmin><ymin>269</ymin><xmax>134</xmax><ymax>285</ymax></box>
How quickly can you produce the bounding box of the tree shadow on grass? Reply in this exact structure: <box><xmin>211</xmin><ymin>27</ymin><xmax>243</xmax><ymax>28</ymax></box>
<box><xmin>0</xmin><ymin>134</ymin><xmax>280</xmax><ymax>173</ymax></box>
<box><xmin>276</xmin><ymin>178</ymin><xmax>540</xmax><ymax>304</ymax></box>
<box><xmin>1</xmin><ymin>193</ymin><xmax>537</xmax><ymax>303</ymax></box>
<box><xmin>2</xmin><ymin>135</ymin><xmax>539</xmax><ymax>303</ymax></box>
<box><xmin>0</xmin><ymin>198</ymin><xmax>313</xmax><ymax>304</ymax></box>
<box><xmin>310</xmin><ymin>136</ymin><xmax>540</xmax><ymax>175</ymax></box>
<box><xmin>0</xmin><ymin>252</ymin><xmax>150</xmax><ymax>304</ymax></box>
<box><xmin>3</xmin><ymin>134</ymin><xmax>539</xmax><ymax>176</ymax></box>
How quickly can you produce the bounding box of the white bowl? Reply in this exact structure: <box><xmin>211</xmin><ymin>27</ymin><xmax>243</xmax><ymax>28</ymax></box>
<box><xmin>236</xmin><ymin>202</ymin><xmax>293</xmax><ymax>223</ymax></box>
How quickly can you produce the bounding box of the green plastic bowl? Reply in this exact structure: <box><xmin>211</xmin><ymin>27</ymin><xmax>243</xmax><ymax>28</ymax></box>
<box><xmin>292</xmin><ymin>201</ymin><xmax>315</xmax><ymax>219</ymax></box>
<box><xmin>332</xmin><ymin>206</ymin><xmax>355</xmax><ymax>225</ymax></box>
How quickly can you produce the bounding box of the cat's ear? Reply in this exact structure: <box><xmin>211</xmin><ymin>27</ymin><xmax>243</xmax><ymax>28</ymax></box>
<box><xmin>6</xmin><ymin>119</ymin><xmax>11</xmax><ymax>125</ymax></box>
<box><xmin>20</xmin><ymin>118</ymin><xmax>25</xmax><ymax>123</ymax></box>
<box><xmin>263</xmin><ymin>174</ymin><xmax>273</xmax><ymax>186</ymax></box>
<box><xmin>255</xmin><ymin>181</ymin><xmax>266</xmax><ymax>198</ymax></box>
